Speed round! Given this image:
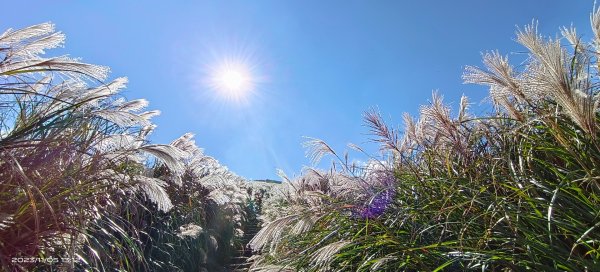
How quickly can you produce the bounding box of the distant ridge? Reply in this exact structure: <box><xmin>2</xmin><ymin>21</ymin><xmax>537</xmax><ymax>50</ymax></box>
<box><xmin>251</xmin><ymin>179</ymin><xmax>281</xmax><ymax>184</ymax></box>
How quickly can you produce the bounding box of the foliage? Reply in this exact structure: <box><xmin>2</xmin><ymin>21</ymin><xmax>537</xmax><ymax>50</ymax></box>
<box><xmin>249</xmin><ymin>7</ymin><xmax>600</xmax><ymax>272</ymax></box>
<box><xmin>0</xmin><ymin>23</ymin><xmax>251</xmax><ymax>271</ymax></box>
<box><xmin>4</xmin><ymin>5</ymin><xmax>600</xmax><ymax>272</ymax></box>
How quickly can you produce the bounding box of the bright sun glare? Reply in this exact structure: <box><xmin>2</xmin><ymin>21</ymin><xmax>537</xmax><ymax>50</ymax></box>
<box><xmin>208</xmin><ymin>60</ymin><xmax>255</xmax><ymax>102</ymax></box>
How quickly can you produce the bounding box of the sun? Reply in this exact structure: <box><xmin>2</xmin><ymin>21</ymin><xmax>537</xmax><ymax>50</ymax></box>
<box><xmin>217</xmin><ymin>69</ymin><xmax>248</xmax><ymax>91</ymax></box>
<box><xmin>208</xmin><ymin>60</ymin><xmax>255</xmax><ymax>102</ymax></box>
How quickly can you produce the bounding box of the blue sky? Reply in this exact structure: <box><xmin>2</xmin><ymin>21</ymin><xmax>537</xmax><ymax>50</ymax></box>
<box><xmin>2</xmin><ymin>1</ymin><xmax>594</xmax><ymax>180</ymax></box>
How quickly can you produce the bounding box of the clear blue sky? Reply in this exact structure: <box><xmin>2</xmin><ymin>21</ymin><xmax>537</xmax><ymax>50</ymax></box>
<box><xmin>2</xmin><ymin>1</ymin><xmax>594</xmax><ymax>180</ymax></box>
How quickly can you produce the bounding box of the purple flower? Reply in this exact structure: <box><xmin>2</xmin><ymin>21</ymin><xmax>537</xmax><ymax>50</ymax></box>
<box><xmin>354</xmin><ymin>188</ymin><xmax>395</xmax><ymax>219</ymax></box>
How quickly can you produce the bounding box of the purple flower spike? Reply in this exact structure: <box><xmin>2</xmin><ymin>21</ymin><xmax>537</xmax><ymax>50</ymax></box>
<box><xmin>355</xmin><ymin>188</ymin><xmax>395</xmax><ymax>219</ymax></box>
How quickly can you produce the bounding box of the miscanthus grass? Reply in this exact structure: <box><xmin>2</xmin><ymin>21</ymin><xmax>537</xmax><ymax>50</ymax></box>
<box><xmin>0</xmin><ymin>23</ymin><xmax>255</xmax><ymax>272</ymax></box>
<box><xmin>249</xmin><ymin>7</ymin><xmax>600</xmax><ymax>272</ymax></box>
<box><xmin>4</xmin><ymin>5</ymin><xmax>600</xmax><ymax>272</ymax></box>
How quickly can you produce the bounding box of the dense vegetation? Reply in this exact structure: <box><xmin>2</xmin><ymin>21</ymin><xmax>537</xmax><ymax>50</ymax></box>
<box><xmin>2</xmin><ymin>6</ymin><xmax>600</xmax><ymax>272</ymax></box>
<box><xmin>0</xmin><ymin>23</ymin><xmax>266</xmax><ymax>271</ymax></box>
<box><xmin>248</xmin><ymin>8</ymin><xmax>600</xmax><ymax>272</ymax></box>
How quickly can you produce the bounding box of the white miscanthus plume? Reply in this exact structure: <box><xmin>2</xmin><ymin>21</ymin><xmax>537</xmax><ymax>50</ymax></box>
<box><xmin>93</xmin><ymin>169</ymin><xmax>129</xmax><ymax>184</ymax></box>
<box><xmin>117</xmin><ymin>98</ymin><xmax>149</xmax><ymax>112</ymax></box>
<box><xmin>401</xmin><ymin>112</ymin><xmax>419</xmax><ymax>151</ymax></box>
<box><xmin>208</xmin><ymin>188</ymin><xmax>231</xmax><ymax>205</ymax></box>
<box><xmin>140</xmin><ymin>144</ymin><xmax>186</xmax><ymax>178</ymax></box>
<box><xmin>249</xmin><ymin>214</ymin><xmax>299</xmax><ymax>253</ymax></box>
<box><xmin>51</xmin><ymin>79</ymin><xmax>88</xmax><ymax>101</ymax></box>
<box><xmin>0</xmin><ymin>213</ymin><xmax>14</xmax><ymax>231</ymax></box>
<box><xmin>16</xmin><ymin>76</ymin><xmax>52</xmax><ymax>103</ymax></box>
<box><xmin>170</xmin><ymin>132</ymin><xmax>204</xmax><ymax>160</ymax></box>
<box><xmin>463</xmin><ymin>20</ymin><xmax>600</xmax><ymax>136</ymax></box>
<box><xmin>560</xmin><ymin>26</ymin><xmax>587</xmax><ymax>54</ymax></box>
<box><xmin>253</xmin><ymin>183</ymin><xmax>290</xmax><ymax>223</ymax></box>
<box><xmin>518</xmin><ymin>22</ymin><xmax>600</xmax><ymax>136</ymax></box>
<box><xmin>371</xmin><ymin>256</ymin><xmax>397</xmax><ymax>271</ymax></box>
<box><xmin>9</xmin><ymin>31</ymin><xmax>65</xmax><ymax>59</ymax></box>
<box><xmin>290</xmin><ymin>213</ymin><xmax>320</xmax><ymax>235</ymax></box>
<box><xmin>93</xmin><ymin>110</ymin><xmax>154</xmax><ymax>128</ymax></box>
<box><xmin>249</xmin><ymin>265</ymin><xmax>295</xmax><ymax>272</ymax></box>
<box><xmin>177</xmin><ymin>223</ymin><xmax>203</xmax><ymax>239</ymax></box>
<box><xmin>310</xmin><ymin>240</ymin><xmax>352</xmax><ymax>268</ymax></box>
<box><xmin>80</xmin><ymin>77</ymin><xmax>128</xmax><ymax>104</ymax></box>
<box><xmin>140</xmin><ymin>124</ymin><xmax>157</xmax><ymax>138</ymax></box>
<box><xmin>591</xmin><ymin>6</ymin><xmax>600</xmax><ymax>51</ymax></box>
<box><xmin>94</xmin><ymin>134</ymin><xmax>143</xmax><ymax>152</ymax></box>
<box><xmin>0</xmin><ymin>22</ymin><xmax>109</xmax><ymax>82</ymax></box>
<box><xmin>363</xmin><ymin>109</ymin><xmax>402</xmax><ymax>154</ymax></box>
<box><xmin>0</xmin><ymin>23</ymin><xmax>58</xmax><ymax>44</ymax></box>
<box><xmin>302</xmin><ymin>137</ymin><xmax>337</xmax><ymax>165</ymax></box>
<box><xmin>138</xmin><ymin>110</ymin><xmax>161</xmax><ymax>121</ymax></box>
<box><xmin>463</xmin><ymin>51</ymin><xmax>526</xmax><ymax>102</ymax></box>
<box><xmin>103</xmin><ymin>150</ymin><xmax>145</xmax><ymax>165</ymax></box>
<box><xmin>251</xmin><ymin>170</ymin><xmax>369</xmax><ymax>252</ymax></box>
<box><xmin>91</xmin><ymin>97</ymin><xmax>158</xmax><ymax>129</ymax></box>
<box><xmin>0</xmin><ymin>23</ymin><xmax>64</xmax><ymax>60</ymax></box>
<box><xmin>0</xmin><ymin>57</ymin><xmax>110</xmax><ymax>81</ymax></box>
<box><xmin>458</xmin><ymin>95</ymin><xmax>471</xmax><ymax>123</ymax></box>
<box><xmin>234</xmin><ymin>228</ymin><xmax>244</xmax><ymax>237</ymax></box>
<box><xmin>411</xmin><ymin>92</ymin><xmax>476</xmax><ymax>157</ymax></box>
<box><xmin>133</xmin><ymin>175</ymin><xmax>173</xmax><ymax>212</ymax></box>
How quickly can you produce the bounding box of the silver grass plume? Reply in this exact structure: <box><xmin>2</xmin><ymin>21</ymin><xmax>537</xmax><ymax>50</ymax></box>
<box><xmin>290</xmin><ymin>213</ymin><xmax>321</xmax><ymax>235</ymax></box>
<box><xmin>95</xmin><ymin>134</ymin><xmax>142</xmax><ymax>152</ymax></box>
<box><xmin>464</xmin><ymin>19</ymin><xmax>600</xmax><ymax>136</ymax></box>
<box><xmin>463</xmin><ymin>51</ymin><xmax>529</xmax><ymax>121</ymax></box>
<box><xmin>302</xmin><ymin>137</ymin><xmax>337</xmax><ymax>165</ymax></box>
<box><xmin>117</xmin><ymin>98</ymin><xmax>149</xmax><ymax>112</ymax></box>
<box><xmin>177</xmin><ymin>223</ymin><xmax>203</xmax><ymax>239</ymax></box>
<box><xmin>560</xmin><ymin>26</ymin><xmax>586</xmax><ymax>54</ymax></box>
<box><xmin>1</xmin><ymin>57</ymin><xmax>109</xmax><ymax>82</ymax></box>
<box><xmin>370</xmin><ymin>256</ymin><xmax>397</xmax><ymax>271</ymax></box>
<box><xmin>170</xmin><ymin>132</ymin><xmax>203</xmax><ymax>158</ymax></box>
<box><xmin>249</xmin><ymin>265</ymin><xmax>295</xmax><ymax>272</ymax></box>
<box><xmin>0</xmin><ymin>23</ymin><xmax>108</xmax><ymax>80</ymax></box>
<box><xmin>363</xmin><ymin>109</ymin><xmax>402</xmax><ymax>154</ymax></box>
<box><xmin>81</xmin><ymin>77</ymin><xmax>128</xmax><ymax>104</ymax></box>
<box><xmin>418</xmin><ymin>92</ymin><xmax>471</xmax><ymax>155</ymax></box>
<box><xmin>458</xmin><ymin>95</ymin><xmax>470</xmax><ymax>123</ymax></box>
<box><xmin>0</xmin><ymin>23</ymin><xmax>58</xmax><ymax>43</ymax></box>
<box><xmin>0</xmin><ymin>23</ymin><xmax>64</xmax><ymax>59</ymax></box>
<box><xmin>591</xmin><ymin>5</ymin><xmax>600</xmax><ymax>50</ymax></box>
<box><xmin>140</xmin><ymin>144</ymin><xmax>186</xmax><ymax>179</ymax></box>
<box><xmin>249</xmin><ymin>214</ymin><xmax>300</xmax><ymax>253</ymax></box>
<box><xmin>309</xmin><ymin>240</ymin><xmax>352</xmax><ymax>269</ymax></box>
<box><xmin>133</xmin><ymin>176</ymin><xmax>174</xmax><ymax>212</ymax></box>
<box><xmin>401</xmin><ymin>112</ymin><xmax>419</xmax><ymax>151</ymax></box>
<box><xmin>92</xmin><ymin>110</ymin><xmax>155</xmax><ymax>127</ymax></box>
<box><xmin>518</xmin><ymin>23</ymin><xmax>600</xmax><ymax>136</ymax></box>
